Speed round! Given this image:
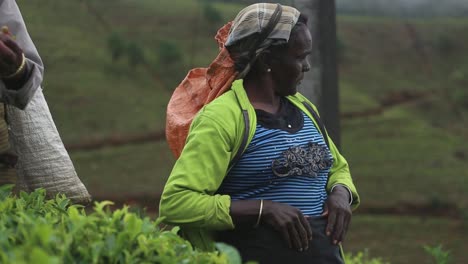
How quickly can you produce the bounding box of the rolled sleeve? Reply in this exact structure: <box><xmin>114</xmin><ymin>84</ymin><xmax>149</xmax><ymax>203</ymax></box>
<box><xmin>0</xmin><ymin>0</ymin><xmax>44</xmax><ymax>109</ymax></box>
<box><xmin>326</xmin><ymin>133</ymin><xmax>360</xmax><ymax>210</ymax></box>
<box><xmin>1</xmin><ymin>62</ymin><xmax>43</xmax><ymax>109</ymax></box>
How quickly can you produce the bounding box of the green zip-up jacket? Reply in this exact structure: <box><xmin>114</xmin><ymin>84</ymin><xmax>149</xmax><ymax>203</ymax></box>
<box><xmin>160</xmin><ymin>80</ymin><xmax>360</xmax><ymax>251</ymax></box>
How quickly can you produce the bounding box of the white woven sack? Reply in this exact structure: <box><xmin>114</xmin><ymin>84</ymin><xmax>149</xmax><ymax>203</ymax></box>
<box><xmin>6</xmin><ymin>88</ymin><xmax>91</xmax><ymax>204</ymax></box>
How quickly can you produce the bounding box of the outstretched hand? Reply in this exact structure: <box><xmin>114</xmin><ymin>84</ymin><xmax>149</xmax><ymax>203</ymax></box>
<box><xmin>0</xmin><ymin>26</ymin><xmax>25</xmax><ymax>79</ymax></box>
<box><xmin>322</xmin><ymin>185</ymin><xmax>352</xmax><ymax>245</ymax></box>
<box><xmin>262</xmin><ymin>200</ymin><xmax>313</xmax><ymax>252</ymax></box>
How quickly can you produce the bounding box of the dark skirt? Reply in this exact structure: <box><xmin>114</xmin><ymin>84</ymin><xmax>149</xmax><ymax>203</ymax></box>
<box><xmin>216</xmin><ymin>216</ymin><xmax>344</xmax><ymax>264</ymax></box>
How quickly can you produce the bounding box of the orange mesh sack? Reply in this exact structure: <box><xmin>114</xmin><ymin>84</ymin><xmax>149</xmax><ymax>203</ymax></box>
<box><xmin>166</xmin><ymin>22</ymin><xmax>237</xmax><ymax>157</ymax></box>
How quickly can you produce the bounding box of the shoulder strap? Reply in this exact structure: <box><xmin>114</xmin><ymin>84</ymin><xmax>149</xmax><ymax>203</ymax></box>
<box><xmin>226</xmin><ymin>5</ymin><xmax>282</xmax><ymax>170</ymax></box>
<box><xmin>228</xmin><ymin>110</ymin><xmax>250</xmax><ymax>171</ymax></box>
<box><xmin>302</xmin><ymin>102</ymin><xmax>330</xmax><ymax>148</ymax></box>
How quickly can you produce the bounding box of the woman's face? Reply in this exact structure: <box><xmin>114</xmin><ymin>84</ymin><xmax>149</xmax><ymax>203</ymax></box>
<box><xmin>269</xmin><ymin>25</ymin><xmax>312</xmax><ymax>96</ymax></box>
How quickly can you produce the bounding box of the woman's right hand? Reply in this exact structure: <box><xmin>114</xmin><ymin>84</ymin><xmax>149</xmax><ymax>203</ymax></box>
<box><xmin>262</xmin><ymin>200</ymin><xmax>312</xmax><ymax>252</ymax></box>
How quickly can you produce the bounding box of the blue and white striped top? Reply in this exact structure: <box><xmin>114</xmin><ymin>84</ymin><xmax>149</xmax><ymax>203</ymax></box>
<box><xmin>217</xmin><ymin>112</ymin><xmax>334</xmax><ymax>216</ymax></box>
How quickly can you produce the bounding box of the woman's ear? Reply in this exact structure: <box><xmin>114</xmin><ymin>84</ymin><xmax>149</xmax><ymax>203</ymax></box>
<box><xmin>256</xmin><ymin>50</ymin><xmax>273</xmax><ymax>74</ymax></box>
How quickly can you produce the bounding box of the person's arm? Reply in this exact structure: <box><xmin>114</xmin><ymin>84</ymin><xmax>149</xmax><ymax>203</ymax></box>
<box><xmin>326</xmin><ymin>137</ymin><xmax>360</xmax><ymax>209</ymax></box>
<box><xmin>160</xmin><ymin>107</ymin><xmax>313</xmax><ymax>252</ymax></box>
<box><xmin>295</xmin><ymin>96</ymin><xmax>360</xmax><ymax>245</ymax></box>
<box><xmin>321</xmin><ymin>128</ymin><xmax>360</xmax><ymax>245</ymax></box>
<box><xmin>293</xmin><ymin>93</ymin><xmax>359</xmax><ymax>207</ymax></box>
<box><xmin>159</xmin><ymin>110</ymin><xmax>235</xmax><ymax>230</ymax></box>
<box><xmin>0</xmin><ymin>0</ymin><xmax>44</xmax><ymax>109</ymax></box>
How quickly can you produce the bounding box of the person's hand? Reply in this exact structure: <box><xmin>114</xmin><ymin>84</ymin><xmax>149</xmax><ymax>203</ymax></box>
<box><xmin>0</xmin><ymin>26</ymin><xmax>25</xmax><ymax>79</ymax></box>
<box><xmin>322</xmin><ymin>185</ymin><xmax>352</xmax><ymax>245</ymax></box>
<box><xmin>262</xmin><ymin>200</ymin><xmax>312</xmax><ymax>252</ymax></box>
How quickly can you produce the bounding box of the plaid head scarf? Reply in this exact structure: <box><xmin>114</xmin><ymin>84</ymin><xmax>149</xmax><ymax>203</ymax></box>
<box><xmin>225</xmin><ymin>3</ymin><xmax>301</xmax><ymax>78</ymax></box>
<box><xmin>166</xmin><ymin>3</ymin><xmax>301</xmax><ymax>157</ymax></box>
<box><xmin>226</xmin><ymin>3</ymin><xmax>300</xmax><ymax>47</ymax></box>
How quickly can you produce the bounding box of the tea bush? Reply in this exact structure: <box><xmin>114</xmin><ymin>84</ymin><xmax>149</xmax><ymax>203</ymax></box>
<box><xmin>0</xmin><ymin>185</ymin><xmax>240</xmax><ymax>264</ymax></box>
<box><xmin>344</xmin><ymin>249</ymin><xmax>390</xmax><ymax>264</ymax></box>
<box><xmin>4</xmin><ymin>185</ymin><xmax>440</xmax><ymax>264</ymax></box>
<box><xmin>423</xmin><ymin>244</ymin><xmax>451</xmax><ymax>264</ymax></box>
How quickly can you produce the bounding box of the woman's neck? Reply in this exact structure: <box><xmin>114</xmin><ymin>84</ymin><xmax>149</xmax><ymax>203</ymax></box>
<box><xmin>243</xmin><ymin>76</ymin><xmax>281</xmax><ymax>114</ymax></box>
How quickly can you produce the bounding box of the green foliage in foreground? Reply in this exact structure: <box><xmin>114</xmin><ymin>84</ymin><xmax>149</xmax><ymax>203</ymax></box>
<box><xmin>344</xmin><ymin>249</ymin><xmax>390</xmax><ymax>264</ymax></box>
<box><xmin>4</xmin><ymin>186</ymin><xmax>451</xmax><ymax>264</ymax></box>
<box><xmin>0</xmin><ymin>186</ymin><xmax>239</xmax><ymax>264</ymax></box>
<box><xmin>423</xmin><ymin>244</ymin><xmax>451</xmax><ymax>264</ymax></box>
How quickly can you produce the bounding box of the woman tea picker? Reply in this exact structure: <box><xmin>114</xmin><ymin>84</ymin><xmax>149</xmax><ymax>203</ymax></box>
<box><xmin>161</xmin><ymin>3</ymin><xmax>360</xmax><ymax>263</ymax></box>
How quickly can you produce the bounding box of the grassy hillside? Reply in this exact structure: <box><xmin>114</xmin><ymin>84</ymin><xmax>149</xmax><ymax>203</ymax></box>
<box><xmin>337</xmin><ymin>16</ymin><xmax>468</xmax><ymax>262</ymax></box>
<box><xmin>14</xmin><ymin>0</ymin><xmax>468</xmax><ymax>263</ymax></box>
<box><xmin>347</xmin><ymin>215</ymin><xmax>466</xmax><ymax>264</ymax></box>
<box><xmin>338</xmin><ymin>16</ymin><xmax>468</xmax><ymax>208</ymax></box>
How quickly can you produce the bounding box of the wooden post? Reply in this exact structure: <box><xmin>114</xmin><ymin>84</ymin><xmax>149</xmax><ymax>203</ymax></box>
<box><xmin>294</xmin><ymin>0</ymin><xmax>341</xmax><ymax>149</ymax></box>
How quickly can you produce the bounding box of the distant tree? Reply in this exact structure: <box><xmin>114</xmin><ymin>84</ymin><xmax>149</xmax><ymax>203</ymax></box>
<box><xmin>336</xmin><ymin>35</ymin><xmax>346</xmax><ymax>63</ymax></box>
<box><xmin>107</xmin><ymin>32</ymin><xmax>126</xmax><ymax>62</ymax></box>
<box><xmin>203</xmin><ymin>3</ymin><xmax>222</xmax><ymax>25</ymax></box>
<box><xmin>158</xmin><ymin>40</ymin><xmax>182</xmax><ymax>65</ymax></box>
<box><xmin>434</xmin><ymin>34</ymin><xmax>455</xmax><ymax>55</ymax></box>
<box><xmin>449</xmin><ymin>70</ymin><xmax>468</xmax><ymax>109</ymax></box>
<box><xmin>157</xmin><ymin>40</ymin><xmax>184</xmax><ymax>89</ymax></box>
<box><xmin>127</xmin><ymin>42</ymin><xmax>145</xmax><ymax>67</ymax></box>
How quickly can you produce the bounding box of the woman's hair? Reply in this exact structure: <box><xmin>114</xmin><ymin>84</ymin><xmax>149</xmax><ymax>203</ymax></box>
<box><xmin>292</xmin><ymin>14</ymin><xmax>309</xmax><ymax>35</ymax></box>
<box><xmin>227</xmin><ymin>13</ymin><xmax>309</xmax><ymax>74</ymax></box>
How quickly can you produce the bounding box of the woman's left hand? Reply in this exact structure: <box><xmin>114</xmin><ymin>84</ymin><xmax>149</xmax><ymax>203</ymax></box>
<box><xmin>322</xmin><ymin>185</ymin><xmax>352</xmax><ymax>245</ymax></box>
<box><xmin>0</xmin><ymin>28</ymin><xmax>24</xmax><ymax>79</ymax></box>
